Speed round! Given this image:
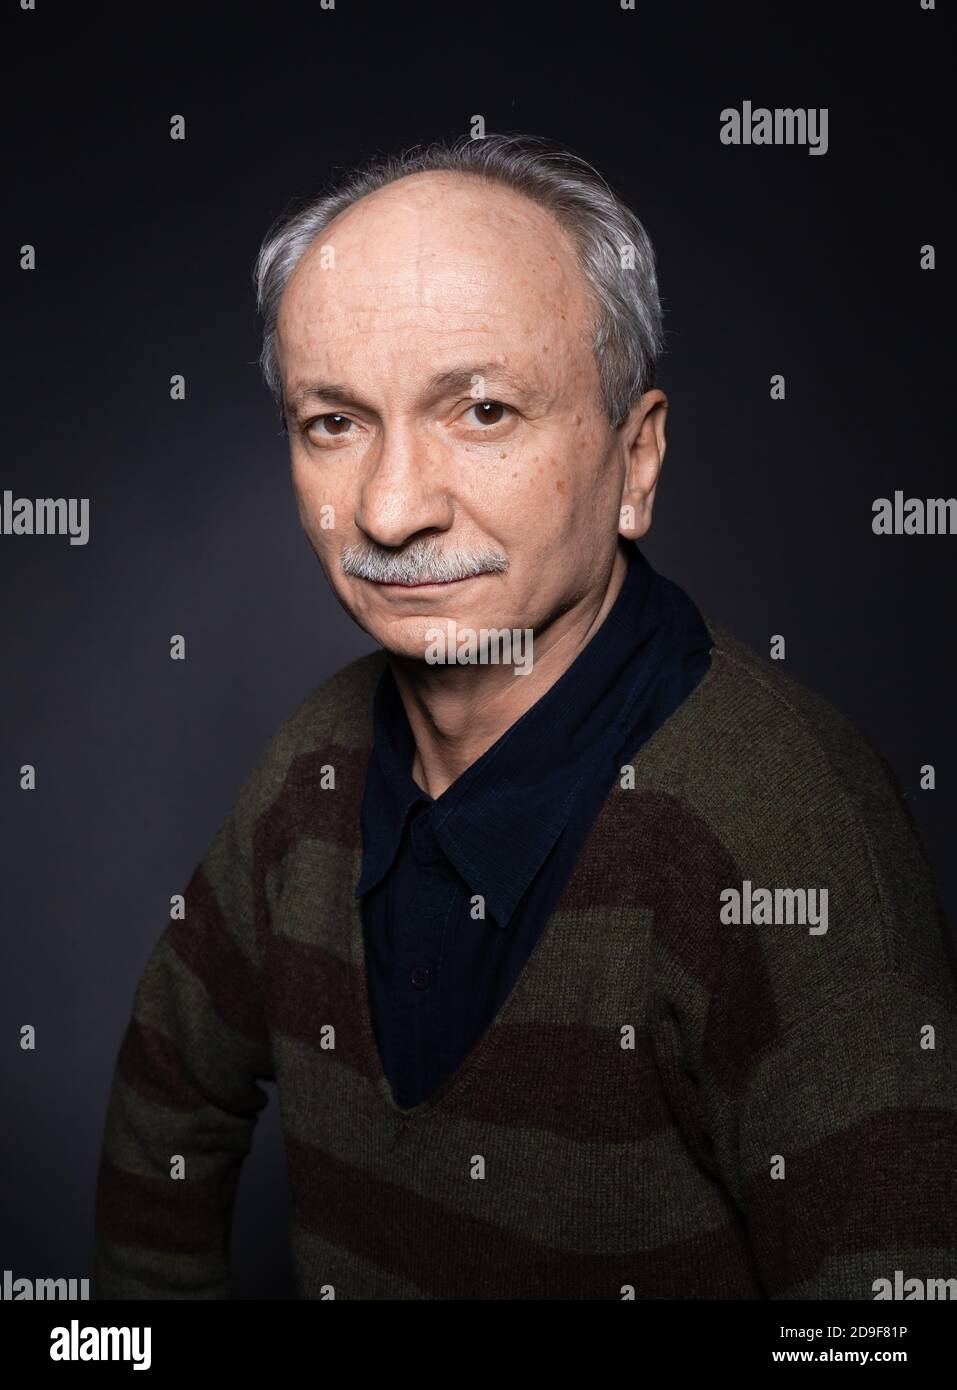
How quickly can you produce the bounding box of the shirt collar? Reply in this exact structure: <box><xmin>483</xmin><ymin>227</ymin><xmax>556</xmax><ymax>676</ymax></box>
<box><xmin>356</xmin><ymin>542</ymin><xmax>656</xmax><ymax>927</ymax></box>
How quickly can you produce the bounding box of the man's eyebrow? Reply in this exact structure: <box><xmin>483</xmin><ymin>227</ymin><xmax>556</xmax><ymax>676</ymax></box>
<box><xmin>424</xmin><ymin>362</ymin><xmax>548</xmax><ymax>404</ymax></box>
<box><xmin>285</xmin><ymin>362</ymin><xmax>548</xmax><ymax>416</ymax></box>
<box><xmin>286</xmin><ymin>381</ymin><xmax>360</xmax><ymax>414</ymax></box>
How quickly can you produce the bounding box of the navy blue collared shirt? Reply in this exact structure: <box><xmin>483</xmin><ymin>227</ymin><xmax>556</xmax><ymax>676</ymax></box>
<box><xmin>355</xmin><ymin>542</ymin><xmax>713</xmax><ymax>1110</ymax></box>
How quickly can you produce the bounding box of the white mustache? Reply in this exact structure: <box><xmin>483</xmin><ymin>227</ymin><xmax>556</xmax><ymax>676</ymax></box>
<box><xmin>340</xmin><ymin>538</ymin><xmax>508</xmax><ymax>585</ymax></box>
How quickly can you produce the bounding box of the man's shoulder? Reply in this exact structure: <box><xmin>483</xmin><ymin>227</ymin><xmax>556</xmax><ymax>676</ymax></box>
<box><xmin>701</xmin><ymin>615</ymin><xmax>849</xmax><ymax>736</ymax></box>
<box><xmin>660</xmin><ymin>616</ymin><xmax>952</xmax><ymax>989</ymax></box>
<box><xmin>272</xmin><ymin>648</ymin><xmax>387</xmax><ymax>756</ymax></box>
<box><xmin>651</xmin><ymin>612</ymin><xmax>917</xmax><ymax>900</ymax></box>
<box><xmin>691</xmin><ymin>614</ymin><xmax>895</xmax><ymax>798</ymax></box>
<box><xmin>232</xmin><ymin>649</ymin><xmax>385</xmax><ymax>823</ymax></box>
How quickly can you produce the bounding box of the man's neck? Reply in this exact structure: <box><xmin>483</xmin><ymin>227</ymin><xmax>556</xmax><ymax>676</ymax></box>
<box><xmin>388</xmin><ymin>545</ymin><xmax>631</xmax><ymax>800</ymax></box>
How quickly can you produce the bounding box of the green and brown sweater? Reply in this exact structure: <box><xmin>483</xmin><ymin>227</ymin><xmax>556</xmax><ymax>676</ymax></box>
<box><xmin>94</xmin><ymin>618</ymin><xmax>957</xmax><ymax>1299</ymax></box>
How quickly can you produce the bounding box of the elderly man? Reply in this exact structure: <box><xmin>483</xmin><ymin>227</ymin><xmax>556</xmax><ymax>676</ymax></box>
<box><xmin>95</xmin><ymin>133</ymin><xmax>957</xmax><ymax>1300</ymax></box>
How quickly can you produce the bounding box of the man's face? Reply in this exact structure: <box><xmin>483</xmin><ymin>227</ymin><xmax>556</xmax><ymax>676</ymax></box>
<box><xmin>276</xmin><ymin>171</ymin><xmax>634</xmax><ymax>660</ymax></box>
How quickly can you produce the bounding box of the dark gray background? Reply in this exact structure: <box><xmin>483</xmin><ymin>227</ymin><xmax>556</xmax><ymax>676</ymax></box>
<box><xmin>2</xmin><ymin>0</ymin><xmax>953</xmax><ymax>1297</ymax></box>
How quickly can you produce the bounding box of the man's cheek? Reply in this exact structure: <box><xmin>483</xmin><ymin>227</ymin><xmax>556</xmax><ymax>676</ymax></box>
<box><xmin>296</xmin><ymin>483</ymin><xmax>347</xmax><ymax>540</ymax></box>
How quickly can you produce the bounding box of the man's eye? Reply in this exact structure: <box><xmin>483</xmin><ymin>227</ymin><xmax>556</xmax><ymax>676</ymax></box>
<box><xmin>308</xmin><ymin>413</ymin><xmax>354</xmax><ymax>437</ymax></box>
<box><xmin>466</xmin><ymin>400</ymin><xmax>510</xmax><ymax>427</ymax></box>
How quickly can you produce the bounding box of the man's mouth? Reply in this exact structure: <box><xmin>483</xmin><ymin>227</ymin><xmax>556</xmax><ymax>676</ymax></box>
<box><xmin>374</xmin><ymin>574</ymin><xmax>479</xmax><ymax>588</ymax></box>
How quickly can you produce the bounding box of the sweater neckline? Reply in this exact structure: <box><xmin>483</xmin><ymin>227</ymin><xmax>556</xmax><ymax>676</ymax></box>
<box><xmin>346</xmin><ymin>828</ymin><xmax>545</xmax><ymax>1122</ymax></box>
<box><xmin>344</xmin><ymin>618</ymin><xmax>724</xmax><ymax>1125</ymax></box>
<box><xmin>343</xmin><ymin>619</ymin><xmax>723</xmax><ymax>1128</ymax></box>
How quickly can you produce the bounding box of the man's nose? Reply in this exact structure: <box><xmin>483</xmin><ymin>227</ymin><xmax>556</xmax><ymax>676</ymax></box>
<box><xmin>354</xmin><ymin>424</ymin><xmax>454</xmax><ymax>548</ymax></box>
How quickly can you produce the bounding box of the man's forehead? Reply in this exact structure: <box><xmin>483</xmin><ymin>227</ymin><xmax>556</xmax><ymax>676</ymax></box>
<box><xmin>282</xmin><ymin>247</ymin><xmax>576</xmax><ymax>327</ymax></box>
<box><xmin>284</xmin><ymin>269</ymin><xmax>518</xmax><ymax>332</ymax></box>
<box><xmin>280</xmin><ymin>176</ymin><xmax>590</xmax><ymax>326</ymax></box>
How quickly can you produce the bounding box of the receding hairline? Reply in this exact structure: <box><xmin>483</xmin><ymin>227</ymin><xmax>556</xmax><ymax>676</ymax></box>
<box><xmin>279</xmin><ymin>166</ymin><xmax>595</xmax><ymax>322</ymax></box>
<box><xmin>307</xmin><ymin>164</ymin><xmax>584</xmax><ymax>240</ymax></box>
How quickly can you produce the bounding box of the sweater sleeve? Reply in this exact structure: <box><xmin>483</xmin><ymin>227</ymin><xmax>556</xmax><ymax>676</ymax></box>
<box><xmin>707</xmin><ymin>968</ymin><xmax>957</xmax><ymax>1298</ymax></box>
<box><xmin>695</xmin><ymin>722</ymin><xmax>957</xmax><ymax>1299</ymax></box>
<box><xmin>94</xmin><ymin>761</ymin><xmax>275</xmax><ymax>1299</ymax></box>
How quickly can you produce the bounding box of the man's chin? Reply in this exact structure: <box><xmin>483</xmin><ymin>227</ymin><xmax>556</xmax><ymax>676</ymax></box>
<box><xmin>365</xmin><ymin>612</ymin><xmax>495</xmax><ymax>665</ymax></box>
<box><xmin>370</xmin><ymin>616</ymin><xmax>465</xmax><ymax>662</ymax></box>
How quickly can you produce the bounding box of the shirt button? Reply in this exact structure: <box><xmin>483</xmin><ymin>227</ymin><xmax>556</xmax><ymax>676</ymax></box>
<box><xmin>410</xmin><ymin>966</ymin><xmax>431</xmax><ymax>990</ymax></box>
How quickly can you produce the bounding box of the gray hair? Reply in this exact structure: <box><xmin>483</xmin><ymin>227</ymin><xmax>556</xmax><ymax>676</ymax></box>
<box><xmin>252</xmin><ymin>132</ymin><xmax>664</xmax><ymax>431</ymax></box>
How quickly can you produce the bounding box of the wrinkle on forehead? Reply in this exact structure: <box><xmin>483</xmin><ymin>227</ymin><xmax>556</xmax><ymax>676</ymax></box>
<box><xmin>279</xmin><ymin>173</ymin><xmax>593</xmax><ymax>338</ymax></box>
<box><xmin>296</xmin><ymin>268</ymin><xmax>516</xmax><ymax>326</ymax></box>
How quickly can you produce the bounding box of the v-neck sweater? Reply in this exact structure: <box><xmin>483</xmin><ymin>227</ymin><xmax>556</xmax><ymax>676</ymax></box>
<box><xmin>94</xmin><ymin>617</ymin><xmax>957</xmax><ymax>1299</ymax></box>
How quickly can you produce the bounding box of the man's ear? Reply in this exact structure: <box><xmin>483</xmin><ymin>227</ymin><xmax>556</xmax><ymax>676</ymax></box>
<box><xmin>618</xmin><ymin>389</ymin><xmax>668</xmax><ymax>541</ymax></box>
